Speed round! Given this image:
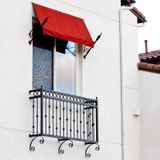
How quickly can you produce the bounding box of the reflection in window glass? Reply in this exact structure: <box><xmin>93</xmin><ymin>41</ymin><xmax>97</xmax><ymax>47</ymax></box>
<box><xmin>55</xmin><ymin>41</ymin><xmax>76</xmax><ymax>94</ymax></box>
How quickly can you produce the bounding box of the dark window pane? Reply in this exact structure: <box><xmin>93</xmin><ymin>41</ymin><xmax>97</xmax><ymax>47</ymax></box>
<box><xmin>56</xmin><ymin>38</ymin><xmax>68</xmax><ymax>53</ymax></box>
<box><xmin>33</xmin><ymin>23</ymin><xmax>54</xmax><ymax>50</ymax></box>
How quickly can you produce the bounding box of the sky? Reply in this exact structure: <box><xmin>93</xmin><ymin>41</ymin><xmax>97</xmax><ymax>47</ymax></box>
<box><xmin>136</xmin><ymin>1</ymin><xmax>160</xmax><ymax>53</ymax></box>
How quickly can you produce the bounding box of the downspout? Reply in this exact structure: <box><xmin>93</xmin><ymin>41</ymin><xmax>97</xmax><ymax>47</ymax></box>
<box><xmin>119</xmin><ymin>5</ymin><xmax>134</xmax><ymax>160</ymax></box>
<box><xmin>119</xmin><ymin>6</ymin><xmax>145</xmax><ymax>160</ymax></box>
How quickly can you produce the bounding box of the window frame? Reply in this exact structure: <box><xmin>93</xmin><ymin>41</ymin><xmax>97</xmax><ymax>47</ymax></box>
<box><xmin>32</xmin><ymin>17</ymin><xmax>83</xmax><ymax>95</ymax></box>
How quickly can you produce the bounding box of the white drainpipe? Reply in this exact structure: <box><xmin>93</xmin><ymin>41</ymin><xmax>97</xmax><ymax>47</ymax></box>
<box><xmin>119</xmin><ymin>5</ymin><xmax>145</xmax><ymax>160</ymax></box>
<box><xmin>119</xmin><ymin>5</ymin><xmax>134</xmax><ymax>160</ymax></box>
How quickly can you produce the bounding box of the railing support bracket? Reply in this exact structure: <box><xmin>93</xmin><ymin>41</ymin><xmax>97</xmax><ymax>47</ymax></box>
<box><xmin>58</xmin><ymin>139</ymin><xmax>74</xmax><ymax>155</ymax></box>
<box><xmin>29</xmin><ymin>136</ymin><xmax>44</xmax><ymax>151</ymax></box>
<box><xmin>85</xmin><ymin>143</ymin><xmax>100</xmax><ymax>158</ymax></box>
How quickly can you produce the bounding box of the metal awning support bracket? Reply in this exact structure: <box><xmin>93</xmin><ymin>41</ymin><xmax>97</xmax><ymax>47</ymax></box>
<box><xmin>83</xmin><ymin>33</ymin><xmax>102</xmax><ymax>59</ymax></box>
<box><xmin>28</xmin><ymin>17</ymin><xmax>49</xmax><ymax>45</ymax></box>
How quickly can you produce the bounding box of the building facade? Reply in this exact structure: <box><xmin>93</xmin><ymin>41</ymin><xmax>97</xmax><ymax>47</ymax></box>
<box><xmin>138</xmin><ymin>50</ymin><xmax>160</xmax><ymax>160</ymax></box>
<box><xmin>0</xmin><ymin>0</ymin><xmax>149</xmax><ymax>160</ymax></box>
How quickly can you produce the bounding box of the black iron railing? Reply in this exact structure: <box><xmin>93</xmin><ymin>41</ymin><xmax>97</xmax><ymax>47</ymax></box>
<box><xmin>29</xmin><ymin>87</ymin><xmax>99</xmax><ymax>157</ymax></box>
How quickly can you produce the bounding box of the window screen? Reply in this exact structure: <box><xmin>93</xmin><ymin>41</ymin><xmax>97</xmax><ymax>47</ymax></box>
<box><xmin>33</xmin><ymin>47</ymin><xmax>53</xmax><ymax>90</ymax></box>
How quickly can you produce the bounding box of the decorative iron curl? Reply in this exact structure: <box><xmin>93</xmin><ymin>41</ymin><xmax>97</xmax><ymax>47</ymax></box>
<box><xmin>85</xmin><ymin>144</ymin><xmax>100</xmax><ymax>158</ymax></box>
<box><xmin>29</xmin><ymin>136</ymin><xmax>44</xmax><ymax>151</ymax></box>
<box><xmin>58</xmin><ymin>139</ymin><xmax>73</xmax><ymax>155</ymax></box>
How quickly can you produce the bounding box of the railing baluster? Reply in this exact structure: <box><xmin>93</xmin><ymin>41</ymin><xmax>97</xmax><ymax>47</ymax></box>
<box><xmin>73</xmin><ymin>101</ymin><xmax>75</xmax><ymax>138</ymax></box>
<box><xmin>79</xmin><ymin>103</ymin><xmax>82</xmax><ymax>139</ymax></box>
<box><xmin>32</xmin><ymin>92</ymin><xmax>35</xmax><ymax>134</ymax></box>
<box><xmin>76</xmin><ymin>99</ymin><xmax>79</xmax><ymax>138</ymax></box>
<box><xmin>62</xmin><ymin>100</ymin><xmax>65</xmax><ymax>137</ymax></box>
<box><xmin>86</xmin><ymin>107</ymin><xmax>89</xmax><ymax>141</ymax></box>
<box><xmin>36</xmin><ymin>91</ymin><xmax>39</xmax><ymax>134</ymax></box>
<box><xmin>83</xmin><ymin>105</ymin><xmax>85</xmax><ymax>140</ymax></box>
<box><xmin>40</xmin><ymin>87</ymin><xmax>43</xmax><ymax>135</ymax></box>
<box><xmin>92</xmin><ymin>108</ymin><xmax>95</xmax><ymax>142</ymax></box>
<box><xmin>45</xmin><ymin>92</ymin><xmax>47</xmax><ymax>134</ymax></box>
<box><xmin>59</xmin><ymin>96</ymin><xmax>62</xmax><ymax>137</ymax></box>
<box><xmin>69</xmin><ymin>98</ymin><xmax>72</xmax><ymax>138</ymax></box>
<box><xmin>96</xmin><ymin>98</ymin><xmax>99</xmax><ymax>143</ymax></box>
<box><xmin>52</xmin><ymin>92</ymin><xmax>55</xmax><ymax>136</ymax></box>
<box><xmin>48</xmin><ymin>93</ymin><xmax>51</xmax><ymax>134</ymax></box>
<box><xmin>89</xmin><ymin>109</ymin><xmax>92</xmax><ymax>141</ymax></box>
<box><xmin>66</xmin><ymin>101</ymin><xmax>68</xmax><ymax>137</ymax></box>
<box><xmin>56</xmin><ymin>98</ymin><xmax>58</xmax><ymax>136</ymax></box>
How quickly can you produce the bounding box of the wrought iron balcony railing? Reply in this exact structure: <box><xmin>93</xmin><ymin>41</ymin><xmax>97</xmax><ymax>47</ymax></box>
<box><xmin>29</xmin><ymin>87</ymin><xmax>100</xmax><ymax>157</ymax></box>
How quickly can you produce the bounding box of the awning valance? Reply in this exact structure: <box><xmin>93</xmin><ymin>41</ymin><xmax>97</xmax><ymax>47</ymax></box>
<box><xmin>32</xmin><ymin>3</ymin><xmax>94</xmax><ymax>48</ymax></box>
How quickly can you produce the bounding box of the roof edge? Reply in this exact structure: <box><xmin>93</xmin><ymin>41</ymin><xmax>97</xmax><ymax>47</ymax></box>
<box><xmin>138</xmin><ymin>62</ymin><xmax>160</xmax><ymax>73</ymax></box>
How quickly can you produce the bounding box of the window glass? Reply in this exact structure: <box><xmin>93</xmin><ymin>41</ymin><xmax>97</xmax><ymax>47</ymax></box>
<box><xmin>55</xmin><ymin>41</ymin><xmax>76</xmax><ymax>94</ymax></box>
<box><xmin>33</xmin><ymin>47</ymin><xmax>53</xmax><ymax>90</ymax></box>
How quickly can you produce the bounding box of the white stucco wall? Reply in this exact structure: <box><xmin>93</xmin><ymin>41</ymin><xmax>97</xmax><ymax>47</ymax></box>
<box><xmin>139</xmin><ymin>71</ymin><xmax>160</xmax><ymax>160</ymax></box>
<box><xmin>0</xmin><ymin>0</ymin><xmax>140</xmax><ymax>160</ymax></box>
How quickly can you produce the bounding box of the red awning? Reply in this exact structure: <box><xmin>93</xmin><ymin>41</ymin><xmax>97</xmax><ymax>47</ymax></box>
<box><xmin>32</xmin><ymin>3</ymin><xmax>94</xmax><ymax>48</ymax></box>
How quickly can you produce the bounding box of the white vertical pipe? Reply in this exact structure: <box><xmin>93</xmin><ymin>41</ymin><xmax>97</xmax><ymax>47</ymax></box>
<box><xmin>119</xmin><ymin>5</ymin><xmax>134</xmax><ymax>160</ymax></box>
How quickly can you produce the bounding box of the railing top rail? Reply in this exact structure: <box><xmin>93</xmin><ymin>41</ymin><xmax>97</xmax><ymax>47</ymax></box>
<box><xmin>29</xmin><ymin>95</ymin><xmax>97</xmax><ymax>107</ymax></box>
<box><xmin>29</xmin><ymin>88</ymin><xmax>98</xmax><ymax>103</ymax></box>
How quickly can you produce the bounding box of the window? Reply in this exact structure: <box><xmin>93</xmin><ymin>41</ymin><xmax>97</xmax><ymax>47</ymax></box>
<box><xmin>32</xmin><ymin>19</ymin><xmax>80</xmax><ymax>94</ymax></box>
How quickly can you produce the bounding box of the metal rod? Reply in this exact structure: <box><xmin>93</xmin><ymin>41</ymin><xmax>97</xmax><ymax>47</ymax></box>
<box><xmin>92</xmin><ymin>108</ymin><xmax>95</xmax><ymax>141</ymax></box>
<box><xmin>76</xmin><ymin>101</ymin><xmax>79</xmax><ymax>138</ymax></box>
<box><xmin>80</xmin><ymin>104</ymin><xmax>82</xmax><ymax>139</ymax></box>
<box><xmin>36</xmin><ymin>92</ymin><xmax>39</xmax><ymax>134</ymax></box>
<box><xmin>52</xmin><ymin>94</ymin><xmax>55</xmax><ymax>136</ymax></box>
<box><xmin>48</xmin><ymin>93</ymin><xmax>51</xmax><ymax>134</ymax></box>
<box><xmin>95</xmin><ymin>97</ymin><xmax>99</xmax><ymax>143</ymax></box>
<box><xmin>62</xmin><ymin>100</ymin><xmax>65</xmax><ymax>137</ymax></box>
<box><xmin>70</xmin><ymin>100</ymin><xmax>72</xmax><ymax>138</ymax></box>
<box><xmin>45</xmin><ymin>93</ymin><xmax>47</xmax><ymax>134</ymax></box>
<box><xmin>66</xmin><ymin>102</ymin><xmax>68</xmax><ymax>137</ymax></box>
<box><xmin>83</xmin><ymin>33</ymin><xmax>102</xmax><ymax>59</ymax></box>
<box><xmin>40</xmin><ymin>87</ymin><xmax>43</xmax><ymax>135</ymax></box>
<box><xmin>59</xmin><ymin>99</ymin><xmax>62</xmax><ymax>137</ymax></box>
<box><xmin>83</xmin><ymin>105</ymin><xmax>85</xmax><ymax>140</ymax></box>
<box><xmin>32</xmin><ymin>93</ymin><xmax>35</xmax><ymax>134</ymax></box>
<box><xmin>144</xmin><ymin>40</ymin><xmax>148</xmax><ymax>53</ymax></box>
<box><xmin>56</xmin><ymin>99</ymin><xmax>58</xmax><ymax>135</ymax></box>
<box><xmin>73</xmin><ymin>102</ymin><xmax>75</xmax><ymax>138</ymax></box>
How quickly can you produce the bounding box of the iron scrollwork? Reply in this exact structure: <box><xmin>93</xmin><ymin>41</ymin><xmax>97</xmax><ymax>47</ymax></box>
<box><xmin>29</xmin><ymin>136</ymin><xmax>44</xmax><ymax>151</ymax></box>
<box><xmin>85</xmin><ymin>143</ymin><xmax>100</xmax><ymax>158</ymax></box>
<box><xmin>58</xmin><ymin>139</ymin><xmax>73</xmax><ymax>155</ymax></box>
<box><xmin>28</xmin><ymin>17</ymin><xmax>49</xmax><ymax>44</ymax></box>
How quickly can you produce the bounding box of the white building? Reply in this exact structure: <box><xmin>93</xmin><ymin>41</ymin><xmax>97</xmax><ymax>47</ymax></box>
<box><xmin>1</xmin><ymin>0</ymin><xmax>154</xmax><ymax>160</ymax></box>
<box><xmin>138</xmin><ymin>49</ymin><xmax>160</xmax><ymax>160</ymax></box>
